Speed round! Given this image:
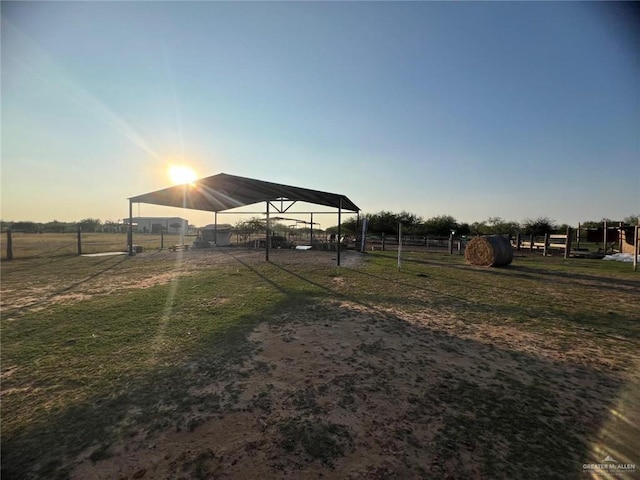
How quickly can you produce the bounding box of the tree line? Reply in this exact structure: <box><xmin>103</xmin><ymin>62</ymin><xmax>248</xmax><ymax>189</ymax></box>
<box><xmin>2</xmin><ymin>213</ymin><xmax>637</xmax><ymax>238</ymax></box>
<box><xmin>327</xmin><ymin>212</ymin><xmax>640</xmax><ymax>237</ymax></box>
<box><xmin>0</xmin><ymin>218</ymin><xmax>107</xmax><ymax>233</ymax></box>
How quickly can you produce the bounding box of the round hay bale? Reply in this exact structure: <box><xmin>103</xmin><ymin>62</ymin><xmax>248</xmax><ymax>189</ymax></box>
<box><xmin>465</xmin><ymin>235</ymin><xmax>513</xmax><ymax>267</ymax></box>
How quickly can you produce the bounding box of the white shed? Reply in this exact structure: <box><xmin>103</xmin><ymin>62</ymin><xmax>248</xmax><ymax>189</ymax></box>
<box><xmin>130</xmin><ymin>217</ymin><xmax>188</xmax><ymax>234</ymax></box>
<box><xmin>200</xmin><ymin>224</ymin><xmax>233</xmax><ymax>246</ymax></box>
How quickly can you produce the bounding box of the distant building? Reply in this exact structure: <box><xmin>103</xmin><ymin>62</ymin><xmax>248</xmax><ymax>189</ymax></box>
<box><xmin>126</xmin><ymin>217</ymin><xmax>188</xmax><ymax>234</ymax></box>
<box><xmin>199</xmin><ymin>224</ymin><xmax>233</xmax><ymax>246</ymax></box>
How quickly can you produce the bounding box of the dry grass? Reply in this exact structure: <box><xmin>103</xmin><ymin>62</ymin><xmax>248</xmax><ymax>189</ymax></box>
<box><xmin>2</xmin><ymin>248</ymin><xmax>639</xmax><ymax>479</ymax></box>
<box><xmin>0</xmin><ymin>232</ymin><xmax>194</xmax><ymax>260</ymax></box>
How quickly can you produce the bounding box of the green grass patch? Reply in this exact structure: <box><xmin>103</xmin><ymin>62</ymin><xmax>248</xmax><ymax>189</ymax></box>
<box><xmin>1</xmin><ymin>256</ymin><xmax>343</xmax><ymax>479</ymax></box>
<box><xmin>346</xmin><ymin>252</ymin><xmax>640</xmax><ymax>343</ymax></box>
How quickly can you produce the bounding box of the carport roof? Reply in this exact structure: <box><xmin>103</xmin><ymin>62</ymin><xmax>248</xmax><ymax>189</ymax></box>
<box><xmin>129</xmin><ymin>173</ymin><xmax>360</xmax><ymax>213</ymax></box>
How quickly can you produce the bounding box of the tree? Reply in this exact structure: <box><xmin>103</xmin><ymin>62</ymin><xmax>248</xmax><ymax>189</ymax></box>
<box><xmin>521</xmin><ymin>217</ymin><xmax>557</xmax><ymax>236</ymax></box>
<box><xmin>77</xmin><ymin>218</ymin><xmax>102</xmax><ymax>232</ymax></box>
<box><xmin>9</xmin><ymin>221</ymin><xmax>40</xmax><ymax>233</ymax></box>
<box><xmin>470</xmin><ymin>221</ymin><xmax>489</xmax><ymax>235</ymax></box>
<box><xmin>423</xmin><ymin>215</ymin><xmax>459</xmax><ymax>236</ymax></box>
<box><xmin>484</xmin><ymin>217</ymin><xmax>520</xmax><ymax>235</ymax></box>
<box><xmin>396</xmin><ymin>211</ymin><xmax>424</xmax><ymax>234</ymax></box>
<box><xmin>365</xmin><ymin>211</ymin><xmax>402</xmax><ymax>235</ymax></box>
<box><xmin>43</xmin><ymin>220</ymin><xmax>70</xmax><ymax>233</ymax></box>
<box><xmin>270</xmin><ymin>221</ymin><xmax>289</xmax><ymax>236</ymax></box>
<box><xmin>326</xmin><ymin>217</ymin><xmax>358</xmax><ymax>235</ymax></box>
<box><xmin>457</xmin><ymin>222</ymin><xmax>471</xmax><ymax>236</ymax></box>
<box><xmin>234</xmin><ymin>217</ymin><xmax>265</xmax><ymax>242</ymax></box>
<box><xmin>580</xmin><ymin>220</ymin><xmax>602</xmax><ymax>229</ymax></box>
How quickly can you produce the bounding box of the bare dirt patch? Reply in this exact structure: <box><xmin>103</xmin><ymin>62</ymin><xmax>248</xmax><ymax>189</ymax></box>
<box><xmin>70</xmin><ymin>298</ymin><xmax>639</xmax><ymax>479</ymax></box>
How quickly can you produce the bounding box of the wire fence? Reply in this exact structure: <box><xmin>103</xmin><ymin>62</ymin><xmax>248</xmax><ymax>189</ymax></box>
<box><xmin>0</xmin><ymin>231</ymin><xmax>196</xmax><ymax>260</ymax></box>
<box><xmin>3</xmin><ymin>227</ymin><xmax>637</xmax><ymax>270</ymax></box>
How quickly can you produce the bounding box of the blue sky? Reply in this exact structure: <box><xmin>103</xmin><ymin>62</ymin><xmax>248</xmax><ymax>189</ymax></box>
<box><xmin>2</xmin><ymin>1</ymin><xmax>638</xmax><ymax>228</ymax></box>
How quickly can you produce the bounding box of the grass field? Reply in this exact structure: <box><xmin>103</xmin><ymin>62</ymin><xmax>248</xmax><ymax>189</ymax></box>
<box><xmin>0</xmin><ymin>232</ymin><xmax>194</xmax><ymax>260</ymax></box>
<box><xmin>1</xmin><ymin>248</ymin><xmax>639</xmax><ymax>479</ymax></box>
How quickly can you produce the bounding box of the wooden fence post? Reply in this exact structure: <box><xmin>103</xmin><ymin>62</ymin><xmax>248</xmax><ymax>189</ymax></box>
<box><xmin>161</xmin><ymin>230</ymin><xmax>164</xmax><ymax>250</ymax></box>
<box><xmin>603</xmin><ymin>221</ymin><xmax>608</xmax><ymax>254</ymax></box>
<box><xmin>529</xmin><ymin>234</ymin><xmax>534</xmax><ymax>252</ymax></box>
<box><xmin>543</xmin><ymin>233</ymin><xmax>549</xmax><ymax>256</ymax></box>
<box><xmin>381</xmin><ymin>232</ymin><xmax>386</xmax><ymax>252</ymax></box>
<box><xmin>564</xmin><ymin>227</ymin><xmax>572</xmax><ymax>259</ymax></box>
<box><xmin>516</xmin><ymin>233</ymin><xmax>522</xmax><ymax>252</ymax></box>
<box><xmin>618</xmin><ymin>222</ymin><xmax>623</xmax><ymax>253</ymax></box>
<box><xmin>448</xmin><ymin>232</ymin><xmax>454</xmax><ymax>254</ymax></box>
<box><xmin>6</xmin><ymin>229</ymin><xmax>13</xmax><ymax>261</ymax></box>
<box><xmin>397</xmin><ymin>223</ymin><xmax>402</xmax><ymax>270</ymax></box>
<box><xmin>77</xmin><ymin>227</ymin><xmax>82</xmax><ymax>255</ymax></box>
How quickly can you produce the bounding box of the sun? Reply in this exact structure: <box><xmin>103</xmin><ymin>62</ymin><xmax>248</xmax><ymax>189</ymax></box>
<box><xmin>168</xmin><ymin>165</ymin><xmax>198</xmax><ymax>185</ymax></box>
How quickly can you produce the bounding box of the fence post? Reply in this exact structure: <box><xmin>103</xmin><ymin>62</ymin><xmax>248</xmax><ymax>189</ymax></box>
<box><xmin>77</xmin><ymin>227</ymin><xmax>82</xmax><ymax>256</ymax></box>
<box><xmin>576</xmin><ymin>222</ymin><xmax>581</xmax><ymax>250</ymax></box>
<box><xmin>634</xmin><ymin>225</ymin><xmax>638</xmax><ymax>272</ymax></box>
<box><xmin>161</xmin><ymin>230</ymin><xmax>164</xmax><ymax>250</ymax></box>
<box><xmin>516</xmin><ymin>233</ymin><xmax>522</xmax><ymax>252</ymax></box>
<box><xmin>529</xmin><ymin>234</ymin><xmax>534</xmax><ymax>252</ymax></box>
<box><xmin>603</xmin><ymin>221</ymin><xmax>608</xmax><ymax>254</ymax></box>
<box><xmin>397</xmin><ymin>223</ymin><xmax>402</xmax><ymax>270</ymax></box>
<box><xmin>564</xmin><ymin>227</ymin><xmax>572</xmax><ymax>259</ymax></box>
<box><xmin>6</xmin><ymin>229</ymin><xmax>13</xmax><ymax>260</ymax></box>
<box><xmin>382</xmin><ymin>232</ymin><xmax>386</xmax><ymax>252</ymax></box>
<box><xmin>448</xmin><ymin>231</ymin><xmax>454</xmax><ymax>254</ymax></box>
<box><xmin>619</xmin><ymin>221</ymin><xmax>624</xmax><ymax>253</ymax></box>
<box><xmin>543</xmin><ymin>233</ymin><xmax>549</xmax><ymax>256</ymax></box>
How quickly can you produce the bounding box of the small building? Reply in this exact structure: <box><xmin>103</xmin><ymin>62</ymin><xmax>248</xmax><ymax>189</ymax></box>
<box><xmin>199</xmin><ymin>224</ymin><xmax>233</xmax><ymax>246</ymax></box>
<box><xmin>128</xmin><ymin>217</ymin><xmax>188</xmax><ymax>234</ymax></box>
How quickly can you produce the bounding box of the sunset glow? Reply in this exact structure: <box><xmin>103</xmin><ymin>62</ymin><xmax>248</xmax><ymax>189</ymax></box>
<box><xmin>168</xmin><ymin>165</ymin><xmax>198</xmax><ymax>185</ymax></box>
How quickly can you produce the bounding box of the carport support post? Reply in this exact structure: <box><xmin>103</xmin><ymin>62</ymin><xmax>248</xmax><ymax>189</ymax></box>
<box><xmin>128</xmin><ymin>200</ymin><xmax>134</xmax><ymax>256</ymax></box>
<box><xmin>265</xmin><ymin>201</ymin><xmax>270</xmax><ymax>262</ymax></box>
<box><xmin>355</xmin><ymin>212</ymin><xmax>361</xmax><ymax>252</ymax></box>
<box><xmin>214</xmin><ymin>212</ymin><xmax>218</xmax><ymax>246</ymax></box>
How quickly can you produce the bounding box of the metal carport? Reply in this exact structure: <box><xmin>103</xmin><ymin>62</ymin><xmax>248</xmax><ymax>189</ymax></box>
<box><xmin>127</xmin><ymin>173</ymin><xmax>360</xmax><ymax>266</ymax></box>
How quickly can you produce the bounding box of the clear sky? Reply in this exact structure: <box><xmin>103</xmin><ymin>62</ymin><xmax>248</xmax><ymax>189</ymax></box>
<box><xmin>2</xmin><ymin>1</ymin><xmax>639</xmax><ymax>229</ymax></box>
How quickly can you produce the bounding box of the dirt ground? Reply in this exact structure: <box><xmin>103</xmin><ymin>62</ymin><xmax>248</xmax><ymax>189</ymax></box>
<box><xmin>3</xmin><ymin>249</ymin><xmax>639</xmax><ymax>479</ymax></box>
<box><xmin>68</xmin><ymin>298</ymin><xmax>640</xmax><ymax>479</ymax></box>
